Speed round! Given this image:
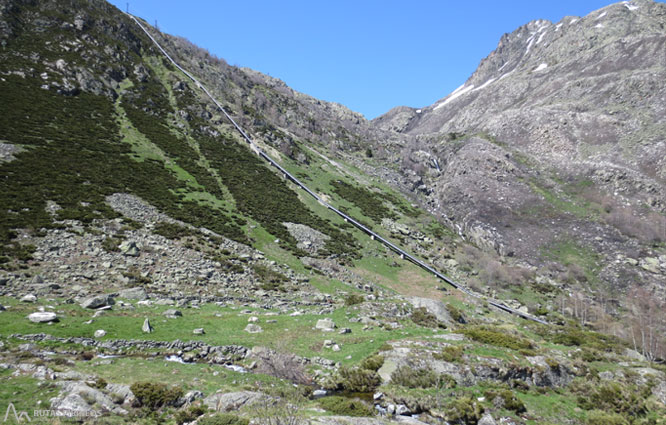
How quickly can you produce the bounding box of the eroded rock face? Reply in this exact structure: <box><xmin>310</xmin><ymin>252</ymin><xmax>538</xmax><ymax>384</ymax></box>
<box><xmin>203</xmin><ymin>391</ymin><xmax>267</xmax><ymax>411</ymax></box>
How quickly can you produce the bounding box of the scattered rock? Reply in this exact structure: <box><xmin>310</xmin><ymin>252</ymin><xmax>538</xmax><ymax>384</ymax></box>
<box><xmin>118</xmin><ymin>240</ymin><xmax>140</xmax><ymax>257</ymax></box>
<box><xmin>27</xmin><ymin>312</ymin><xmax>58</xmax><ymax>323</ymax></box>
<box><xmin>640</xmin><ymin>257</ymin><xmax>660</xmax><ymax>274</ymax></box>
<box><xmin>20</xmin><ymin>294</ymin><xmax>37</xmax><ymax>303</ymax></box>
<box><xmin>141</xmin><ymin>318</ymin><xmax>153</xmax><ymax>333</ymax></box>
<box><xmin>193</xmin><ymin>328</ymin><xmax>205</xmax><ymax>335</ymax></box>
<box><xmin>248</xmin><ymin>316</ymin><xmax>259</xmax><ymax>323</ymax></box>
<box><xmin>163</xmin><ymin>309</ymin><xmax>182</xmax><ymax>318</ymax></box>
<box><xmin>117</xmin><ymin>287</ymin><xmax>147</xmax><ymax>300</ymax></box>
<box><xmin>315</xmin><ymin>318</ymin><xmax>336</xmax><ymax>331</ymax></box>
<box><xmin>176</xmin><ymin>390</ymin><xmax>204</xmax><ymax>407</ymax></box>
<box><xmin>80</xmin><ymin>294</ymin><xmax>115</xmax><ymax>309</ymax></box>
<box><xmin>94</xmin><ymin>329</ymin><xmax>106</xmax><ymax>338</ymax></box>
<box><xmin>244</xmin><ymin>324</ymin><xmax>263</xmax><ymax>333</ymax></box>
<box><xmin>478</xmin><ymin>413</ymin><xmax>497</xmax><ymax>425</ymax></box>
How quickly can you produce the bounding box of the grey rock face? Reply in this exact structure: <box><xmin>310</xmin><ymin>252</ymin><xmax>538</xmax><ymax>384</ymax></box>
<box><xmin>203</xmin><ymin>391</ymin><xmax>267</xmax><ymax>411</ymax></box>
<box><xmin>117</xmin><ymin>287</ymin><xmax>147</xmax><ymax>300</ymax></box>
<box><xmin>50</xmin><ymin>381</ymin><xmax>127</xmax><ymax>415</ymax></box>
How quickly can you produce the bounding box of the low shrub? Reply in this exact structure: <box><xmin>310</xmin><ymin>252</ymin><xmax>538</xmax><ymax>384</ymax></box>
<box><xmin>411</xmin><ymin>307</ymin><xmax>444</xmax><ymax>329</ymax></box>
<box><xmin>484</xmin><ymin>389</ymin><xmax>526</xmax><ymax>414</ymax></box>
<box><xmin>434</xmin><ymin>345</ymin><xmax>464</xmax><ymax>362</ymax></box>
<box><xmin>585</xmin><ymin>410</ymin><xmax>628</xmax><ymax>425</ymax></box>
<box><xmin>153</xmin><ymin>221</ymin><xmax>194</xmax><ymax>239</ymax></box>
<box><xmin>197</xmin><ymin>413</ymin><xmax>249</xmax><ymax>425</ymax></box>
<box><xmin>360</xmin><ymin>354</ymin><xmax>384</xmax><ymax>372</ymax></box>
<box><xmin>344</xmin><ymin>293</ymin><xmax>365</xmax><ymax>306</ymax></box>
<box><xmin>461</xmin><ymin>326</ymin><xmax>533</xmax><ymax>350</ymax></box>
<box><xmin>319</xmin><ymin>396</ymin><xmax>375</xmax><ymax>417</ymax></box>
<box><xmin>391</xmin><ymin>365</ymin><xmax>454</xmax><ymax>389</ymax></box>
<box><xmin>575</xmin><ymin>381</ymin><xmax>649</xmax><ymax>418</ymax></box>
<box><xmin>175</xmin><ymin>406</ymin><xmax>207</xmax><ymax>425</ymax></box>
<box><xmin>446</xmin><ymin>304</ymin><xmax>466</xmax><ymax>324</ymax></box>
<box><xmin>336</xmin><ymin>367</ymin><xmax>381</xmax><ymax>393</ymax></box>
<box><xmin>129</xmin><ymin>382</ymin><xmax>183</xmax><ymax>409</ymax></box>
<box><xmin>444</xmin><ymin>396</ymin><xmax>483</xmax><ymax>425</ymax></box>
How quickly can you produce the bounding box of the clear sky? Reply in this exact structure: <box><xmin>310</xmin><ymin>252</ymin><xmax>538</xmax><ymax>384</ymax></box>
<box><xmin>108</xmin><ymin>0</ymin><xmax>634</xmax><ymax>119</ymax></box>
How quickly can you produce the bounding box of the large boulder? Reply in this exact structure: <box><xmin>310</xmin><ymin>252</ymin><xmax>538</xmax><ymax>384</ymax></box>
<box><xmin>27</xmin><ymin>312</ymin><xmax>58</xmax><ymax>323</ymax></box>
<box><xmin>118</xmin><ymin>240</ymin><xmax>140</xmax><ymax>257</ymax></box>
<box><xmin>80</xmin><ymin>294</ymin><xmax>115</xmax><ymax>309</ymax></box>
<box><xmin>50</xmin><ymin>381</ymin><xmax>127</xmax><ymax>415</ymax></box>
<box><xmin>315</xmin><ymin>318</ymin><xmax>337</xmax><ymax>331</ymax></box>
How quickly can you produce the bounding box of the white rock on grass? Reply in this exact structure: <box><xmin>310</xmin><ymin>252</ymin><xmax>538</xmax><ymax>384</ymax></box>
<box><xmin>315</xmin><ymin>318</ymin><xmax>336</xmax><ymax>331</ymax></box>
<box><xmin>27</xmin><ymin>312</ymin><xmax>58</xmax><ymax>323</ymax></box>
<box><xmin>94</xmin><ymin>330</ymin><xmax>106</xmax><ymax>338</ymax></box>
<box><xmin>20</xmin><ymin>294</ymin><xmax>37</xmax><ymax>303</ymax></box>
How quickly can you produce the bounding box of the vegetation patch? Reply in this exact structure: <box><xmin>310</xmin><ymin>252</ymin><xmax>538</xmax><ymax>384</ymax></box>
<box><xmin>130</xmin><ymin>381</ymin><xmax>183</xmax><ymax>409</ymax></box>
<box><xmin>461</xmin><ymin>326</ymin><xmax>533</xmax><ymax>350</ymax></box>
<box><xmin>318</xmin><ymin>396</ymin><xmax>375</xmax><ymax>417</ymax></box>
<box><xmin>391</xmin><ymin>365</ymin><xmax>455</xmax><ymax>389</ymax></box>
<box><xmin>410</xmin><ymin>307</ymin><xmax>445</xmax><ymax>329</ymax></box>
<box><xmin>330</xmin><ymin>180</ymin><xmax>395</xmax><ymax>223</ymax></box>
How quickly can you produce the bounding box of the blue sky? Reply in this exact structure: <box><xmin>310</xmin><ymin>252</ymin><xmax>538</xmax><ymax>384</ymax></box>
<box><xmin>110</xmin><ymin>0</ymin><xmax>630</xmax><ymax>119</ymax></box>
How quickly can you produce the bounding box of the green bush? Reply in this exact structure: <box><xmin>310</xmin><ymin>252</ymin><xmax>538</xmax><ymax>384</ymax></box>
<box><xmin>446</xmin><ymin>304</ymin><xmax>466</xmax><ymax>324</ymax></box>
<box><xmin>344</xmin><ymin>293</ymin><xmax>365</xmax><ymax>306</ymax></box>
<box><xmin>336</xmin><ymin>367</ymin><xmax>381</xmax><ymax>393</ymax></box>
<box><xmin>391</xmin><ymin>365</ymin><xmax>454</xmax><ymax>389</ymax></box>
<box><xmin>129</xmin><ymin>382</ymin><xmax>183</xmax><ymax>409</ymax></box>
<box><xmin>153</xmin><ymin>221</ymin><xmax>194</xmax><ymax>239</ymax></box>
<box><xmin>319</xmin><ymin>396</ymin><xmax>375</xmax><ymax>417</ymax></box>
<box><xmin>360</xmin><ymin>354</ymin><xmax>384</xmax><ymax>372</ymax></box>
<box><xmin>330</xmin><ymin>180</ymin><xmax>395</xmax><ymax>223</ymax></box>
<box><xmin>410</xmin><ymin>307</ymin><xmax>444</xmax><ymax>329</ymax></box>
<box><xmin>444</xmin><ymin>396</ymin><xmax>483</xmax><ymax>425</ymax></box>
<box><xmin>434</xmin><ymin>345</ymin><xmax>464</xmax><ymax>362</ymax></box>
<box><xmin>197</xmin><ymin>413</ymin><xmax>249</xmax><ymax>425</ymax></box>
<box><xmin>174</xmin><ymin>406</ymin><xmax>207</xmax><ymax>425</ymax></box>
<box><xmin>461</xmin><ymin>326</ymin><xmax>533</xmax><ymax>350</ymax></box>
<box><xmin>575</xmin><ymin>381</ymin><xmax>649</xmax><ymax>418</ymax></box>
<box><xmin>484</xmin><ymin>389</ymin><xmax>526</xmax><ymax>414</ymax></box>
<box><xmin>585</xmin><ymin>410</ymin><xmax>628</xmax><ymax>425</ymax></box>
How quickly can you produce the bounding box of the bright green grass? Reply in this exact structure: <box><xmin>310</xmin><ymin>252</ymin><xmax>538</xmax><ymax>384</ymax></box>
<box><xmin>0</xmin><ymin>369</ymin><xmax>60</xmax><ymax>420</ymax></box>
<box><xmin>520</xmin><ymin>391</ymin><xmax>585</xmax><ymax>424</ymax></box>
<box><xmin>73</xmin><ymin>356</ymin><xmax>287</xmax><ymax>395</ymax></box>
<box><xmin>0</xmin><ymin>299</ymin><xmax>432</xmax><ymax>365</ymax></box>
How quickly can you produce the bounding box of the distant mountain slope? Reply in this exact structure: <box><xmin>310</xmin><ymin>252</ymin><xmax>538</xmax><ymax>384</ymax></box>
<box><xmin>370</xmin><ymin>0</ymin><xmax>666</xmax><ymax>300</ymax></box>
